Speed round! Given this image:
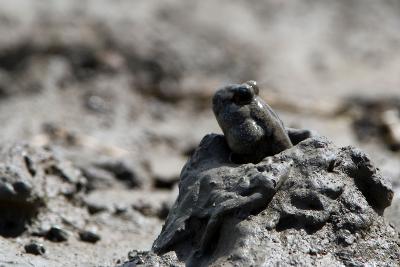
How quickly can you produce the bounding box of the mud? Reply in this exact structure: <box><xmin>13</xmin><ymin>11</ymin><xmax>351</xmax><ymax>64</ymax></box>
<box><xmin>147</xmin><ymin>134</ymin><xmax>397</xmax><ymax>266</ymax></box>
<box><xmin>0</xmin><ymin>0</ymin><xmax>399</xmax><ymax>266</ymax></box>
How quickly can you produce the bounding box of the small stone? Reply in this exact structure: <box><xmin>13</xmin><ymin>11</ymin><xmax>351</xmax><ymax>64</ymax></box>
<box><xmin>85</xmin><ymin>94</ymin><xmax>111</xmax><ymax>114</ymax></box>
<box><xmin>337</xmin><ymin>230</ymin><xmax>355</xmax><ymax>246</ymax></box>
<box><xmin>309</xmin><ymin>247</ymin><xmax>318</xmax><ymax>255</ymax></box>
<box><xmin>79</xmin><ymin>230</ymin><xmax>101</xmax><ymax>243</ymax></box>
<box><xmin>24</xmin><ymin>241</ymin><xmax>46</xmax><ymax>255</ymax></box>
<box><xmin>127</xmin><ymin>250</ymin><xmax>138</xmax><ymax>261</ymax></box>
<box><xmin>127</xmin><ymin>250</ymin><xmax>144</xmax><ymax>264</ymax></box>
<box><xmin>13</xmin><ymin>181</ymin><xmax>32</xmax><ymax>195</ymax></box>
<box><xmin>114</xmin><ymin>205</ymin><xmax>128</xmax><ymax>215</ymax></box>
<box><xmin>46</xmin><ymin>226</ymin><xmax>69</xmax><ymax>242</ymax></box>
<box><xmin>87</xmin><ymin>202</ymin><xmax>108</xmax><ymax>214</ymax></box>
<box><xmin>344</xmin><ymin>235</ymin><xmax>355</xmax><ymax>245</ymax></box>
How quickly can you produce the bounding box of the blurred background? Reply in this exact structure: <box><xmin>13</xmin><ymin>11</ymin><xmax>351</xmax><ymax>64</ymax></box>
<box><xmin>0</xmin><ymin>0</ymin><xmax>399</xmax><ymax>266</ymax></box>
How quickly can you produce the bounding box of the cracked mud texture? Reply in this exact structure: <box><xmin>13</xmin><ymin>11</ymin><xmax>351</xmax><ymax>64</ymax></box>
<box><xmin>147</xmin><ymin>134</ymin><xmax>398</xmax><ymax>267</ymax></box>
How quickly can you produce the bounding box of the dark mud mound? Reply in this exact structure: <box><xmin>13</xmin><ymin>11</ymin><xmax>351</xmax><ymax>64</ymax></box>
<box><xmin>125</xmin><ymin>135</ymin><xmax>398</xmax><ymax>267</ymax></box>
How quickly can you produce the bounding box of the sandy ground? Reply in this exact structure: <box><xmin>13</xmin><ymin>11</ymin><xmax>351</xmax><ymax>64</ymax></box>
<box><xmin>0</xmin><ymin>0</ymin><xmax>399</xmax><ymax>266</ymax></box>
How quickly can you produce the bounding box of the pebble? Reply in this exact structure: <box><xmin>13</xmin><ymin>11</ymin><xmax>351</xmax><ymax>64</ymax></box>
<box><xmin>127</xmin><ymin>250</ymin><xmax>144</xmax><ymax>264</ymax></box>
<box><xmin>79</xmin><ymin>230</ymin><xmax>101</xmax><ymax>243</ymax></box>
<box><xmin>24</xmin><ymin>241</ymin><xmax>46</xmax><ymax>255</ymax></box>
<box><xmin>337</xmin><ymin>229</ymin><xmax>355</xmax><ymax>246</ymax></box>
<box><xmin>46</xmin><ymin>226</ymin><xmax>69</xmax><ymax>242</ymax></box>
<box><xmin>309</xmin><ymin>247</ymin><xmax>318</xmax><ymax>255</ymax></box>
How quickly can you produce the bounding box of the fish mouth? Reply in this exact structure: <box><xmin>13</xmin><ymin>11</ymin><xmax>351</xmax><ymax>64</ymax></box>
<box><xmin>212</xmin><ymin>91</ymin><xmax>222</xmax><ymax>116</ymax></box>
<box><xmin>212</xmin><ymin>87</ymin><xmax>232</xmax><ymax>115</ymax></box>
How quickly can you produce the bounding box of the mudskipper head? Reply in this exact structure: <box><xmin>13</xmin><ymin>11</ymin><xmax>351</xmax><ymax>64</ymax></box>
<box><xmin>212</xmin><ymin>81</ymin><xmax>264</xmax><ymax>161</ymax></box>
<box><xmin>212</xmin><ymin>80</ymin><xmax>259</xmax><ymax>117</ymax></box>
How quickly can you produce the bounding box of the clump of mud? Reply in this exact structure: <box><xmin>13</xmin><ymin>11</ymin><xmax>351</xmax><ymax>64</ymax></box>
<box><xmin>124</xmin><ymin>134</ymin><xmax>398</xmax><ymax>267</ymax></box>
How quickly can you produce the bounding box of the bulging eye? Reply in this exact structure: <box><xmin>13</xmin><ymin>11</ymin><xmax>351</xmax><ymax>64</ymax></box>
<box><xmin>232</xmin><ymin>85</ymin><xmax>253</xmax><ymax>105</ymax></box>
<box><xmin>245</xmin><ymin>80</ymin><xmax>259</xmax><ymax>95</ymax></box>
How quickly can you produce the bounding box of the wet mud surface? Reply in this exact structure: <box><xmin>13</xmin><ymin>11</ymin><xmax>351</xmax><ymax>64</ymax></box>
<box><xmin>144</xmin><ymin>135</ymin><xmax>398</xmax><ymax>266</ymax></box>
<box><xmin>0</xmin><ymin>0</ymin><xmax>399</xmax><ymax>266</ymax></box>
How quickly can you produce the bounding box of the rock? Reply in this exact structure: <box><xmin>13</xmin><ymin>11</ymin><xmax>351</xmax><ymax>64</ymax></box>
<box><xmin>24</xmin><ymin>241</ymin><xmax>46</xmax><ymax>255</ymax></box>
<box><xmin>45</xmin><ymin>226</ymin><xmax>69</xmax><ymax>242</ymax></box>
<box><xmin>149</xmin><ymin>134</ymin><xmax>398</xmax><ymax>266</ymax></box>
<box><xmin>336</xmin><ymin>229</ymin><xmax>355</xmax><ymax>246</ymax></box>
<box><xmin>84</xmin><ymin>93</ymin><xmax>113</xmax><ymax>114</ymax></box>
<box><xmin>114</xmin><ymin>205</ymin><xmax>129</xmax><ymax>215</ymax></box>
<box><xmin>86</xmin><ymin>202</ymin><xmax>108</xmax><ymax>215</ymax></box>
<box><xmin>79</xmin><ymin>230</ymin><xmax>101</xmax><ymax>243</ymax></box>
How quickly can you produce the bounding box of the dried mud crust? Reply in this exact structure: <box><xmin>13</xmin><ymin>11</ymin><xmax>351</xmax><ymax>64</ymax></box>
<box><xmin>145</xmin><ymin>135</ymin><xmax>398</xmax><ymax>267</ymax></box>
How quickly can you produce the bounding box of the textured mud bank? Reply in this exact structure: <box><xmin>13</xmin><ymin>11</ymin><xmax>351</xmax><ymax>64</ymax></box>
<box><xmin>125</xmin><ymin>135</ymin><xmax>398</xmax><ymax>266</ymax></box>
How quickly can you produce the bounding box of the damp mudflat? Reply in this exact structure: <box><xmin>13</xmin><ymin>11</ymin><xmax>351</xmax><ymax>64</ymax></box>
<box><xmin>0</xmin><ymin>1</ymin><xmax>400</xmax><ymax>266</ymax></box>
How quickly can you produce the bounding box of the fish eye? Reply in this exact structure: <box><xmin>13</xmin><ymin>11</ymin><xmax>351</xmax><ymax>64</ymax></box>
<box><xmin>232</xmin><ymin>85</ymin><xmax>253</xmax><ymax>105</ymax></box>
<box><xmin>245</xmin><ymin>80</ymin><xmax>259</xmax><ymax>95</ymax></box>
